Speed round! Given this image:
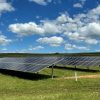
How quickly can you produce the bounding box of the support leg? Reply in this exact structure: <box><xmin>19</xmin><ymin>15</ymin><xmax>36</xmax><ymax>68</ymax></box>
<box><xmin>51</xmin><ymin>65</ymin><xmax>54</xmax><ymax>79</ymax></box>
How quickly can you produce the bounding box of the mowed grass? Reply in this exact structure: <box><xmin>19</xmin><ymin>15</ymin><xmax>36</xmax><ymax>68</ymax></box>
<box><xmin>0</xmin><ymin>66</ymin><xmax>100</xmax><ymax>100</ymax></box>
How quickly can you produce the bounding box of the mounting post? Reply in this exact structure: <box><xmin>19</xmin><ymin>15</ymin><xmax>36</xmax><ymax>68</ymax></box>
<box><xmin>51</xmin><ymin>65</ymin><xmax>54</xmax><ymax>79</ymax></box>
<box><xmin>75</xmin><ymin>71</ymin><xmax>78</xmax><ymax>81</ymax></box>
<box><xmin>74</xmin><ymin>65</ymin><xmax>78</xmax><ymax>82</ymax></box>
<box><xmin>75</xmin><ymin>65</ymin><xmax>77</xmax><ymax>69</ymax></box>
<box><xmin>87</xmin><ymin>66</ymin><xmax>90</xmax><ymax>70</ymax></box>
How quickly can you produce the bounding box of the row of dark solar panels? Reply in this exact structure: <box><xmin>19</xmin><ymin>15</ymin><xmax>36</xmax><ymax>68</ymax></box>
<box><xmin>0</xmin><ymin>56</ymin><xmax>61</xmax><ymax>73</ymax></box>
<box><xmin>58</xmin><ymin>56</ymin><xmax>100</xmax><ymax>67</ymax></box>
<box><xmin>0</xmin><ymin>56</ymin><xmax>100</xmax><ymax>73</ymax></box>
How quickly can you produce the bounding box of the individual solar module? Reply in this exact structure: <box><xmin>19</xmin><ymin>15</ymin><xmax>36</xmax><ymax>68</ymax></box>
<box><xmin>57</xmin><ymin>56</ymin><xmax>100</xmax><ymax>67</ymax></box>
<box><xmin>0</xmin><ymin>56</ymin><xmax>62</xmax><ymax>73</ymax></box>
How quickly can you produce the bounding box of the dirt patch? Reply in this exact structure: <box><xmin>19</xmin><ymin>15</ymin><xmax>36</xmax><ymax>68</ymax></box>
<box><xmin>57</xmin><ymin>74</ymin><xmax>100</xmax><ymax>80</ymax></box>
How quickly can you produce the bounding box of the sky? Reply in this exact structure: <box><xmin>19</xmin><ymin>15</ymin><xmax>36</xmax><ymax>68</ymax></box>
<box><xmin>0</xmin><ymin>0</ymin><xmax>100</xmax><ymax>53</ymax></box>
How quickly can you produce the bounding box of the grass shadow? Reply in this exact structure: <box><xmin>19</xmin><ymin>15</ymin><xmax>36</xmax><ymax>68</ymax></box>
<box><xmin>52</xmin><ymin>65</ymin><xmax>100</xmax><ymax>73</ymax></box>
<box><xmin>0</xmin><ymin>69</ymin><xmax>51</xmax><ymax>80</ymax></box>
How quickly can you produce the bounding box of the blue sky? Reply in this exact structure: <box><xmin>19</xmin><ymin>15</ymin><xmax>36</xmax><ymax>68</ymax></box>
<box><xmin>0</xmin><ymin>0</ymin><xmax>100</xmax><ymax>53</ymax></box>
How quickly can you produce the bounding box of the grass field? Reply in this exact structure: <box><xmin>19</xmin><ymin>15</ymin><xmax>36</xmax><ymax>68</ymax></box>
<box><xmin>0</xmin><ymin>66</ymin><xmax>100</xmax><ymax>100</ymax></box>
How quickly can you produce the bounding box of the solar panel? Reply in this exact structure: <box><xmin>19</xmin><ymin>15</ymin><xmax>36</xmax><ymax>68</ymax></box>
<box><xmin>0</xmin><ymin>56</ymin><xmax>100</xmax><ymax>73</ymax></box>
<box><xmin>57</xmin><ymin>56</ymin><xmax>100</xmax><ymax>67</ymax></box>
<box><xmin>0</xmin><ymin>56</ymin><xmax>62</xmax><ymax>73</ymax></box>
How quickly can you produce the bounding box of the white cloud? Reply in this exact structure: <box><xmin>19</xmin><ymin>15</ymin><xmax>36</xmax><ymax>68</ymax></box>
<box><xmin>56</xmin><ymin>14</ymin><xmax>68</xmax><ymax>23</ymax></box>
<box><xmin>9</xmin><ymin>13</ymin><xmax>74</xmax><ymax>37</ymax></box>
<box><xmin>65</xmin><ymin>43</ymin><xmax>76</xmax><ymax>50</ymax></box>
<box><xmin>9</xmin><ymin>5</ymin><xmax>100</xmax><ymax>47</ymax></box>
<box><xmin>73</xmin><ymin>3</ymin><xmax>83</xmax><ymax>8</ymax></box>
<box><xmin>64</xmin><ymin>6</ymin><xmax>100</xmax><ymax>44</ymax></box>
<box><xmin>89</xmin><ymin>5</ymin><xmax>100</xmax><ymax>16</ymax></box>
<box><xmin>28</xmin><ymin>45</ymin><xmax>44</xmax><ymax>50</ymax></box>
<box><xmin>74</xmin><ymin>5</ymin><xmax>100</xmax><ymax>23</ymax></box>
<box><xmin>56</xmin><ymin>13</ymin><xmax>74</xmax><ymax>23</ymax></box>
<box><xmin>73</xmin><ymin>0</ymin><xmax>86</xmax><ymax>8</ymax></box>
<box><xmin>9</xmin><ymin>22</ymin><xmax>45</xmax><ymax>36</ymax></box>
<box><xmin>65</xmin><ymin>43</ymin><xmax>89</xmax><ymax>50</ymax></box>
<box><xmin>80</xmin><ymin>22</ymin><xmax>100</xmax><ymax>38</ymax></box>
<box><xmin>85</xmin><ymin>38</ymin><xmax>98</xmax><ymax>45</ymax></box>
<box><xmin>29</xmin><ymin>0</ymin><xmax>52</xmax><ymax>5</ymax></box>
<box><xmin>37</xmin><ymin>36</ymin><xmax>64</xmax><ymax>46</ymax></box>
<box><xmin>9</xmin><ymin>21</ymin><xmax>61</xmax><ymax>36</ymax></box>
<box><xmin>64</xmin><ymin>32</ymin><xmax>99</xmax><ymax>45</ymax></box>
<box><xmin>0</xmin><ymin>0</ymin><xmax>14</xmax><ymax>15</ymax></box>
<box><xmin>0</xmin><ymin>34</ymin><xmax>12</xmax><ymax>45</ymax></box>
<box><xmin>64</xmin><ymin>32</ymin><xmax>85</xmax><ymax>41</ymax></box>
<box><xmin>42</xmin><ymin>21</ymin><xmax>61</xmax><ymax>34</ymax></box>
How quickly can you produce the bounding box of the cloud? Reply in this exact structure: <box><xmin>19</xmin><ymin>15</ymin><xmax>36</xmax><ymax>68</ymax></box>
<box><xmin>65</xmin><ymin>43</ymin><xmax>89</xmax><ymax>50</ymax></box>
<box><xmin>73</xmin><ymin>0</ymin><xmax>86</xmax><ymax>8</ymax></box>
<box><xmin>89</xmin><ymin>5</ymin><xmax>100</xmax><ymax>16</ymax></box>
<box><xmin>64</xmin><ymin>5</ymin><xmax>100</xmax><ymax>44</ymax></box>
<box><xmin>9</xmin><ymin>13</ymin><xmax>74</xmax><ymax>37</ymax></box>
<box><xmin>9</xmin><ymin>21</ymin><xmax>61</xmax><ymax>36</ymax></box>
<box><xmin>9</xmin><ymin>5</ymin><xmax>100</xmax><ymax>47</ymax></box>
<box><xmin>85</xmin><ymin>38</ymin><xmax>98</xmax><ymax>45</ymax></box>
<box><xmin>29</xmin><ymin>0</ymin><xmax>52</xmax><ymax>6</ymax></box>
<box><xmin>37</xmin><ymin>36</ymin><xmax>64</xmax><ymax>46</ymax></box>
<box><xmin>0</xmin><ymin>34</ymin><xmax>12</xmax><ymax>45</ymax></box>
<box><xmin>80</xmin><ymin>22</ymin><xmax>100</xmax><ymax>38</ymax></box>
<box><xmin>73</xmin><ymin>3</ymin><xmax>83</xmax><ymax>8</ymax></box>
<box><xmin>28</xmin><ymin>45</ymin><xmax>44</xmax><ymax>50</ymax></box>
<box><xmin>0</xmin><ymin>0</ymin><xmax>15</xmax><ymax>15</ymax></box>
<box><xmin>9</xmin><ymin>22</ymin><xmax>45</xmax><ymax>36</ymax></box>
<box><xmin>56</xmin><ymin>14</ymin><xmax>68</xmax><ymax>23</ymax></box>
<box><xmin>64</xmin><ymin>32</ymin><xmax>85</xmax><ymax>41</ymax></box>
<box><xmin>42</xmin><ymin>21</ymin><xmax>61</xmax><ymax>34</ymax></box>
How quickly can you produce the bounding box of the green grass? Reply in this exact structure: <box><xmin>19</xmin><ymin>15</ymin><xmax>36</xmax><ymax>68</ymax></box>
<box><xmin>0</xmin><ymin>67</ymin><xmax>100</xmax><ymax>100</ymax></box>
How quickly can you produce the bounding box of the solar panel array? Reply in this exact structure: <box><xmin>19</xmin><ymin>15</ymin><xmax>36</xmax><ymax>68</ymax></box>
<box><xmin>0</xmin><ymin>56</ymin><xmax>62</xmax><ymax>73</ymax></box>
<box><xmin>57</xmin><ymin>56</ymin><xmax>100</xmax><ymax>67</ymax></box>
<box><xmin>0</xmin><ymin>56</ymin><xmax>100</xmax><ymax>73</ymax></box>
